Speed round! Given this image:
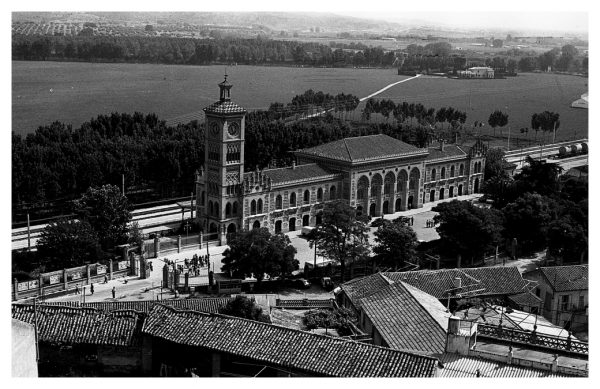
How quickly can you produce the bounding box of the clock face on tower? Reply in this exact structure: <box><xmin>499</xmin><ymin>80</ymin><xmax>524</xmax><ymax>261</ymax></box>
<box><xmin>210</xmin><ymin>122</ymin><xmax>220</xmax><ymax>137</ymax></box>
<box><xmin>227</xmin><ymin>122</ymin><xmax>240</xmax><ymax>138</ymax></box>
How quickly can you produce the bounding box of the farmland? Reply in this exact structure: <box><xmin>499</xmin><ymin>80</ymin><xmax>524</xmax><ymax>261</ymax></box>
<box><xmin>12</xmin><ymin>61</ymin><xmax>588</xmax><ymax>145</ymax></box>
<box><xmin>12</xmin><ymin>61</ymin><xmax>403</xmax><ymax>135</ymax></box>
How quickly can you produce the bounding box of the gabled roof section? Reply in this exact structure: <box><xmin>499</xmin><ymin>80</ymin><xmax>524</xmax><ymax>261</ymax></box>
<box><xmin>25</xmin><ymin>298</ymin><xmax>232</xmax><ymax>314</ymax></box>
<box><xmin>339</xmin><ymin>273</ymin><xmax>394</xmax><ymax>309</ymax></box>
<box><xmin>296</xmin><ymin>134</ymin><xmax>426</xmax><ymax>163</ymax></box>
<box><xmin>203</xmin><ymin>100</ymin><xmax>247</xmax><ymax>115</ymax></box>
<box><xmin>383</xmin><ymin>267</ymin><xmax>528</xmax><ymax>299</ymax></box>
<box><xmin>360</xmin><ymin>281</ymin><xmax>451</xmax><ymax>354</ymax></box>
<box><xmin>259</xmin><ymin>163</ymin><xmax>341</xmax><ymax>186</ymax></box>
<box><xmin>142</xmin><ymin>305</ymin><xmax>438</xmax><ymax>377</ymax></box>
<box><xmin>539</xmin><ymin>265</ymin><xmax>588</xmax><ymax>292</ymax></box>
<box><xmin>438</xmin><ymin>353</ymin><xmax>573</xmax><ymax>378</ymax></box>
<box><xmin>12</xmin><ymin>304</ymin><xmax>144</xmax><ymax>347</ymax></box>
<box><xmin>425</xmin><ymin>144</ymin><xmax>467</xmax><ymax>161</ymax></box>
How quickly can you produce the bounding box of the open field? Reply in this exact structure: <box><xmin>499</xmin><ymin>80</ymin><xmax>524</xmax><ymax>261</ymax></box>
<box><xmin>12</xmin><ymin>61</ymin><xmax>587</xmax><ymax>145</ymax></box>
<box><xmin>371</xmin><ymin>73</ymin><xmax>588</xmax><ymax>146</ymax></box>
<box><xmin>12</xmin><ymin>61</ymin><xmax>405</xmax><ymax>135</ymax></box>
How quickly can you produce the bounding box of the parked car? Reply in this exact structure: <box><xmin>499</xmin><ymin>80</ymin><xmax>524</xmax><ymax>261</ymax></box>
<box><xmin>292</xmin><ymin>278</ymin><xmax>311</xmax><ymax>289</ymax></box>
<box><xmin>370</xmin><ymin>217</ymin><xmax>386</xmax><ymax>228</ymax></box>
<box><xmin>320</xmin><ymin>277</ymin><xmax>333</xmax><ymax>291</ymax></box>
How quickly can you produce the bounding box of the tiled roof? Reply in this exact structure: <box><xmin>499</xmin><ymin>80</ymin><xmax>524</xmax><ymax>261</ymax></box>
<box><xmin>508</xmin><ymin>291</ymin><xmax>543</xmax><ymax>308</ymax></box>
<box><xmin>203</xmin><ymin>100</ymin><xmax>247</xmax><ymax>115</ymax></box>
<box><xmin>539</xmin><ymin>265</ymin><xmax>588</xmax><ymax>292</ymax></box>
<box><xmin>26</xmin><ymin>298</ymin><xmax>232</xmax><ymax>314</ymax></box>
<box><xmin>383</xmin><ymin>267</ymin><xmax>528</xmax><ymax>299</ymax></box>
<box><xmin>437</xmin><ymin>353</ymin><xmax>571</xmax><ymax>377</ymax></box>
<box><xmin>425</xmin><ymin>145</ymin><xmax>467</xmax><ymax>161</ymax></box>
<box><xmin>269</xmin><ymin>309</ymin><xmax>305</xmax><ymax>330</ymax></box>
<box><xmin>360</xmin><ymin>281</ymin><xmax>450</xmax><ymax>354</ymax></box>
<box><xmin>142</xmin><ymin>305</ymin><xmax>438</xmax><ymax>377</ymax></box>
<box><xmin>260</xmin><ymin>164</ymin><xmax>341</xmax><ymax>186</ymax></box>
<box><xmin>296</xmin><ymin>134</ymin><xmax>426</xmax><ymax>163</ymax></box>
<box><xmin>11</xmin><ymin>304</ymin><xmax>143</xmax><ymax>347</ymax></box>
<box><xmin>340</xmin><ymin>273</ymin><xmax>393</xmax><ymax>309</ymax></box>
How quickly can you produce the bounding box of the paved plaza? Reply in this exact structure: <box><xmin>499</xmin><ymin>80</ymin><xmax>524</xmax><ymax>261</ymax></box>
<box><xmin>46</xmin><ymin>194</ymin><xmax>482</xmax><ymax>304</ymax></box>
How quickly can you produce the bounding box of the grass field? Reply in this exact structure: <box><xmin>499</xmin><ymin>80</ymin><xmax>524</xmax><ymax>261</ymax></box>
<box><xmin>12</xmin><ymin>61</ymin><xmax>588</xmax><ymax>146</ymax></box>
<box><xmin>12</xmin><ymin>61</ymin><xmax>405</xmax><ymax>135</ymax></box>
<box><xmin>371</xmin><ymin>73</ymin><xmax>588</xmax><ymax>146</ymax></box>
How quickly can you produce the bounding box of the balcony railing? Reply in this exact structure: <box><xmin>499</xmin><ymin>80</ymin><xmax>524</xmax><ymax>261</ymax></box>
<box><xmin>477</xmin><ymin>323</ymin><xmax>588</xmax><ymax>355</ymax></box>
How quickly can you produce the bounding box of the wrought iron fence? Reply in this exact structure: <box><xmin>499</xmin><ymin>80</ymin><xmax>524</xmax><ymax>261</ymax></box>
<box><xmin>477</xmin><ymin>323</ymin><xmax>588</xmax><ymax>355</ymax></box>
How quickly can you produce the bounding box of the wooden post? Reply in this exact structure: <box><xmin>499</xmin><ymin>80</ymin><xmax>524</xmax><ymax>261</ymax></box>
<box><xmin>177</xmin><ymin>235</ymin><xmax>182</xmax><ymax>253</ymax></box>
<box><xmin>63</xmin><ymin>269</ymin><xmax>68</xmax><ymax>291</ymax></box>
<box><xmin>154</xmin><ymin>236</ymin><xmax>160</xmax><ymax>258</ymax></box>
<box><xmin>86</xmin><ymin>264</ymin><xmax>91</xmax><ymax>285</ymax></box>
<box><xmin>27</xmin><ymin>213</ymin><xmax>31</xmax><ymax>251</ymax></box>
<box><xmin>38</xmin><ymin>274</ymin><xmax>43</xmax><ymax>298</ymax></box>
<box><xmin>13</xmin><ymin>278</ymin><xmax>19</xmax><ymax>300</ymax></box>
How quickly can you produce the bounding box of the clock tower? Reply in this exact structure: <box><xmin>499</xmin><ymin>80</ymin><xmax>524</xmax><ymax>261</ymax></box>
<box><xmin>196</xmin><ymin>75</ymin><xmax>247</xmax><ymax>245</ymax></box>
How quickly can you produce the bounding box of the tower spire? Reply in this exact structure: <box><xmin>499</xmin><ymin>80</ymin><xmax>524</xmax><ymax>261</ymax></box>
<box><xmin>219</xmin><ymin>73</ymin><xmax>232</xmax><ymax>102</ymax></box>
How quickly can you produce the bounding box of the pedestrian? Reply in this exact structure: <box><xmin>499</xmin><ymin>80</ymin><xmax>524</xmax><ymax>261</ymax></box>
<box><xmin>75</xmin><ymin>284</ymin><xmax>80</xmax><ymax>294</ymax></box>
<box><xmin>90</xmin><ymin>283</ymin><xmax>94</xmax><ymax>295</ymax></box>
<box><xmin>104</xmin><ymin>275</ymin><xmax>108</xmax><ymax>284</ymax></box>
<box><xmin>112</xmin><ymin>286</ymin><xmax>116</xmax><ymax>299</ymax></box>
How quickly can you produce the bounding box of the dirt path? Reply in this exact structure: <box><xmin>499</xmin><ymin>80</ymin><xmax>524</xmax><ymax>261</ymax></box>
<box><xmin>359</xmin><ymin>74</ymin><xmax>421</xmax><ymax>101</ymax></box>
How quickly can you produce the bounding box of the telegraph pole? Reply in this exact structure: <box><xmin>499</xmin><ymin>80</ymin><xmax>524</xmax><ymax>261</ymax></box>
<box><xmin>27</xmin><ymin>213</ymin><xmax>31</xmax><ymax>251</ymax></box>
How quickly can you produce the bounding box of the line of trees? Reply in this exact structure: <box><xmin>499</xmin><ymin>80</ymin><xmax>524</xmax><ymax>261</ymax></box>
<box><xmin>12</xmin><ymin>34</ymin><xmax>398</xmax><ymax>68</ymax></box>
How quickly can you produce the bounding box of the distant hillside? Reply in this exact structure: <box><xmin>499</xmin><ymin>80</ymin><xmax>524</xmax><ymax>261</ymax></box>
<box><xmin>13</xmin><ymin>11</ymin><xmax>408</xmax><ymax>33</ymax></box>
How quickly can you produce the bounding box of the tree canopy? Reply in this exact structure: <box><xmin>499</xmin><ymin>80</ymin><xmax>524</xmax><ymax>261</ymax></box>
<box><xmin>433</xmin><ymin>200</ymin><xmax>504</xmax><ymax>265</ymax></box>
<box><xmin>37</xmin><ymin>218</ymin><xmax>102</xmax><ymax>269</ymax></box>
<box><xmin>218</xmin><ymin>295</ymin><xmax>270</xmax><ymax>323</ymax></box>
<box><xmin>309</xmin><ymin>200</ymin><xmax>370</xmax><ymax>282</ymax></box>
<box><xmin>74</xmin><ymin>184</ymin><xmax>132</xmax><ymax>250</ymax></box>
<box><xmin>221</xmin><ymin>227</ymin><xmax>298</xmax><ymax>282</ymax></box>
<box><xmin>373</xmin><ymin>218</ymin><xmax>418</xmax><ymax>270</ymax></box>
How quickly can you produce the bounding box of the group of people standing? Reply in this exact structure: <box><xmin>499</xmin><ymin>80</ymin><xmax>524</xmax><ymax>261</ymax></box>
<box><xmin>166</xmin><ymin>253</ymin><xmax>210</xmax><ymax>277</ymax></box>
<box><xmin>425</xmin><ymin>219</ymin><xmax>437</xmax><ymax>228</ymax></box>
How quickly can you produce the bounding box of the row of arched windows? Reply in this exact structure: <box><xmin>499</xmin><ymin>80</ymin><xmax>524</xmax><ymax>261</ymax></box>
<box><xmin>430</xmin><ymin>163</ymin><xmax>465</xmax><ymax>181</ymax></box>
<box><xmin>272</xmin><ymin>186</ymin><xmax>337</xmax><ymax>211</ymax></box>
<box><xmin>356</xmin><ymin>169</ymin><xmax>420</xmax><ymax>200</ymax></box>
<box><xmin>473</xmin><ymin>161</ymin><xmax>483</xmax><ymax>173</ymax></box>
<box><xmin>250</xmin><ymin>198</ymin><xmax>264</xmax><ymax>215</ymax></box>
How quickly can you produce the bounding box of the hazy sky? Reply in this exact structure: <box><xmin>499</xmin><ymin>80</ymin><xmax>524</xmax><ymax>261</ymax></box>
<box><xmin>338</xmin><ymin>11</ymin><xmax>588</xmax><ymax>34</ymax></box>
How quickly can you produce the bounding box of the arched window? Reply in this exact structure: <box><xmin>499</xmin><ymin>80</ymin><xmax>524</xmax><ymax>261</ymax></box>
<box><xmin>251</xmin><ymin>200</ymin><xmax>257</xmax><ymax>215</ymax></box>
<box><xmin>371</xmin><ymin>174</ymin><xmax>383</xmax><ymax>197</ymax></box>
<box><xmin>431</xmin><ymin>168</ymin><xmax>436</xmax><ymax>181</ymax></box>
<box><xmin>225</xmin><ymin>203</ymin><xmax>232</xmax><ymax>218</ymax></box>
<box><xmin>290</xmin><ymin>192</ymin><xmax>296</xmax><ymax>207</ymax></box>
<box><xmin>275</xmin><ymin>195</ymin><xmax>282</xmax><ymax>210</ymax></box>
<box><xmin>257</xmin><ymin>198</ymin><xmax>263</xmax><ymax>214</ymax></box>
<box><xmin>441</xmin><ymin>167</ymin><xmax>446</xmax><ymax>179</ymax></box>
<box><xmin>317</xmin><ymin>188</ymin><xmax>323</xmax><ymax>201</ymax></box>
<box><xmin>201</xmin><ymin>191</ymin><xmax>205</xmax><ymax>206</ymax></box>
<box><xmin>450</xmin><ymin>165</ymin><xmax>455</xmax><ymax>178</ymax></box>
<box><xmin>330</xmin><ymin>186</ymin><xmax>336</xmax><ymax>200</ymax></box>
<box><xmin>304</xmin><ymin>190</ymin><xmax>310</xmax><ymax>203</ymax></box>
<box><xmin>252</xmin><ymin>220</ymin><xmax>260</xmax><ymax>229</ymax></box>
<box><xmin>357</xmin><ymin>176</ymin><xmax>369</xmax><ymax>200</ymax></box>
<box><xmin>384</xmin><ymin>172</ymin><xmax>395</xmax><ymax>195</ymax></box>
<box><xmin>459</xmin><ymin>164</ymin><xmax>464</xmax><ymax>176</ymax></box>
<box><xmin>214</xmin><ymin>202</ymin><xmax>220</xmax><ymax>218</ymax></box>
<box><xmin>232</xmin><ymin>201</ymin><xmax>238</xmax><ymax>216</ymax></box>
<box><xmin>208</xmin><ymin>200</ymin><xmax>213</xmax><ymax>217</ymax></box>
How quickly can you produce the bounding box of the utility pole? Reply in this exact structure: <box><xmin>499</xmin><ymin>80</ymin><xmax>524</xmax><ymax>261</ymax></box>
<box><xmin>33</xmin><ymin>298</ymin><xmax>39</xmax><ymax>362</ymax></box>
<box><xmin>122</xmin><ymin>174</ymin><xmax>125</xmax><ymax>196</ymax></box>
<box><xmin>553</xmin><ymin>120</ymin><xmax>557</xmax><ymax>144</ymax></box>
<box><xmin>27</xmin><ymin>213</ymin><xmax>31</xmax><ymax>251</ymax></box>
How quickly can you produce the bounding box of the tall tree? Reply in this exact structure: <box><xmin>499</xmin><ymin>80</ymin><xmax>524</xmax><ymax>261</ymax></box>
<box><xmin>309</xmin><ymin>200</ymin><xmax>370</xmax><ymax>282</ymax></box>
<box><xmin>433</xmin><ymin>200</ymin><xmax>504</xmax><ymax>266</ymax></box>
<box><xmin>221</xmin><ymin>227</ymin><xmax>298</xmax><ymax>283</ymax></box>
<box><xmin>531</xmin><ymin>111</ymin><xmax>560</xmax><ymax>143</ymax></box>
<box><xmin>74</xmin><ymin>184</ymin><xmax>132</xmax><ymax>250</ymax></box>
<box><xmin>373</xmin><ymin>218</ymin><xmax>418</xmax><ymax>270</ymax></box>
<box><xmin>513</xmin><ymin>156</ymin><xmax>563</xmax><ymax>197</ymax></box>
<box><xmin>37</xmin><ymin>218</ymin><xmax>102</xmax><ymax>269</ymax></box>
<box><xmin>502</xmin><ymin>193</ymin><xmax>558</xmax><ymax>255</ymax></box>
<box><xmin>218</xmin><ymin>295</ymin><xmax>270</xmax><ymax>323</ymax></box>
<box><xmin>488</xmin><ymin>110</ymin><xmax>509</xmax><ymax>136</ymax></box>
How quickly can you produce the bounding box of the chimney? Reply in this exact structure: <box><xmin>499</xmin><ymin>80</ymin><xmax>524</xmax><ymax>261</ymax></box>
<box><xmin>551</xmin><ymin>354</ymin><xmax>559</xmax><ymax>373</ymax></box>
<box><xmin>453</xmin><ymin>277</ymin><xmax>462</xmax><ymax>289</ymax></box>
<box><xmin>445</xmin><ymin>316</ymin><xmax>477</xmax><ymax>356</ymax></box>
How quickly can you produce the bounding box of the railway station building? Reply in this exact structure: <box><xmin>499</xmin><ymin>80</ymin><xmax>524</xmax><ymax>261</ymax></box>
<box><xmin>196</xmin><ymin>77</ymin><xmax>487</xmax><ymax>244</ymax></box>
